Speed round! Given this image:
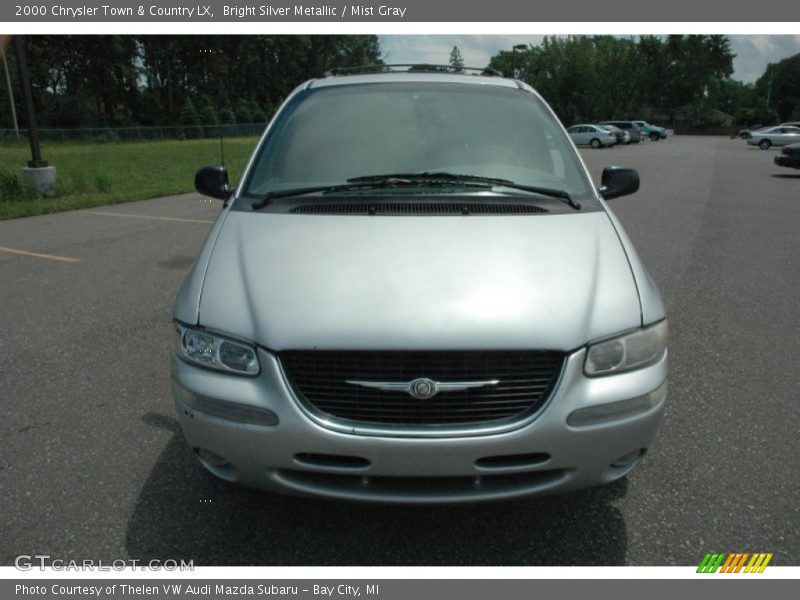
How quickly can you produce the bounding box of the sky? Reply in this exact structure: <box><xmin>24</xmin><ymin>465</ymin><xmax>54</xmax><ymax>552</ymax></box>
<box><xmin>379</xmin><ymin>35</ymin><xmax>800</xmax><ymax>84</ymax></box>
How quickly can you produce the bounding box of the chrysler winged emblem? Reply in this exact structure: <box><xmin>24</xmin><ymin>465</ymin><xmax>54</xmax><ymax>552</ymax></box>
<box><xmin>345</xmin><ymin>377</ymin><xmax>499</xmax><ymax>399</ymax></box>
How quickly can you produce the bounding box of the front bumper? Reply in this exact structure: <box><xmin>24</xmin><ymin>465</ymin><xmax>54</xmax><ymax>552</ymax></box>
<box><xmin>172</xmin><ymin>348</ymin><xmax>667</xmax><ymax>503</ymax></box>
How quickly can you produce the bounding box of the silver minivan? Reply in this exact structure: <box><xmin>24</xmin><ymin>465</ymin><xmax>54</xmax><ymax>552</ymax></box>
<box><xmin>172</xmin><ymin>67</ymin><xmax>668</xmax><ymax>503</ymax></box>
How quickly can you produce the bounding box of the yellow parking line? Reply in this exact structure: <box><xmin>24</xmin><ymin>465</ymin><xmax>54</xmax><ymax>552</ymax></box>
<box><xmin>0</xmin><ymin>245</ymin><xmax>80</xmax><ymax>263</ymax></box>
<box><xmin>84</xmin><ymin>211</ymin><xmax>214</xmax><ymax>224</ymax></box>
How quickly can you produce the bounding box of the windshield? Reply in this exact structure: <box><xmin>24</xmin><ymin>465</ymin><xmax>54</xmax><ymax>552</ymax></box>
<box><xmin>242</xmin><ymin>82</ymin><xmax>592</xmax><ymax>200</ymax></box>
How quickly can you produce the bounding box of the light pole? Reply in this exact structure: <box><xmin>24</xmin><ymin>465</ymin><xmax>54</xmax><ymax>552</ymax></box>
<box><xmin>511</xmin><ymin>44</ymin><xmax>527</xmax><ymax>79</ymax></box>
<box><xmin>13</xmin><ymin>36</ymin><xmax>56</xmax><ymax>196</ymax></box>
<box><xmin>1</xmin><ymin>44</ymin><xmax>19</xmax><ymax>140</ymax></box>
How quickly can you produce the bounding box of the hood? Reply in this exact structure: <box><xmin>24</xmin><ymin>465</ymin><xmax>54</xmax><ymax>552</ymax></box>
<box><xmin>198</xmin><ymin>211</ymin><xmax>642</xmax><ymax>351</ymax></box>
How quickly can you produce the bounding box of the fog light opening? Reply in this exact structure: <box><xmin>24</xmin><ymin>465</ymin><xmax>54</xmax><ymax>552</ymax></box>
<box><xmin>610</xmin><ymin>448</ymin><xmax>647</xmax><ymax>469</ymax></box>
<box><xmin>195</xmin><ymin>447</ymin><xmax>231</xmax><ymax>468</ymax></box>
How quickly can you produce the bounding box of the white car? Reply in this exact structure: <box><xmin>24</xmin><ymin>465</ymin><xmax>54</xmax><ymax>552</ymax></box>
<box><xmin>567</xmin><ymin>124</ymin><xmax>617</xmax><ymax>148</ymax></box>
<box><xmin>746</xmin><ymin>126</ymin><xmax>800</xmax><ymax>149</ymax></box>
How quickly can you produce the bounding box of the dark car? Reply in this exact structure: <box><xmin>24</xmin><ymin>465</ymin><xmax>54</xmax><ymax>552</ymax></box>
<box><xmin>600</xmin><ymin>124</ymin><xmax>628</xmax><ymax>145</ymax></box>
<box><xmin>775</xmin><ymin>143</ymin><xmax>800</xmax><ymax>169</ymax></box>
<box><xmin>599</xmin><ymin>121</ymin><xmax>642</xmax><ymax>143</ymax></box>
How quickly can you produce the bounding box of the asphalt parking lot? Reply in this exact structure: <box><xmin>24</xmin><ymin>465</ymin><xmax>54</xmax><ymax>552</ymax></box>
<box><xmin>1</xmin><ymin>136</ymin><xmax>798</xmax><ymax>566</ymax></box>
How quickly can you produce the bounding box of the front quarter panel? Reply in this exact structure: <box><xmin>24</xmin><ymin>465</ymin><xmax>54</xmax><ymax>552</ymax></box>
<box><xmin>602</xmin><ymin>207</ymin><xmax>666</xmax><ymax>325</ymax></box>
<box><xmin>173</xmin><ymin>207</ymin><xmax>231</xmax><ymax>324</ymax></box>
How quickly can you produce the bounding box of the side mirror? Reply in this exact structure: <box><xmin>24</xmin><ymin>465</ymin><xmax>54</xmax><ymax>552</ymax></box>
<box><xmin>195</xmin><ymin>165</ymin><xmax>230</xmax><ymax>200</ymax></box>
<box><xmin>599</xmin><ymin>166</ymin><xmax>639</xmax><ymax>200</ymax></box>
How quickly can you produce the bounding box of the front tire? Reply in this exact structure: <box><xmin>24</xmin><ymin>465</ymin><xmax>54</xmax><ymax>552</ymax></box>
<box><xmin>590</xmin><ymin>138</ymin><xmax>602</xmax><ymax>149</ymax></box>
<box><xmin>759</xmin><ymin>139</ymin><xmax>772</xmax><ymax>150</ymax></box>
<box><xmin>649</xmin><ymin>132</ymin><xmax>660</xmax><ymax>141</ymax></box>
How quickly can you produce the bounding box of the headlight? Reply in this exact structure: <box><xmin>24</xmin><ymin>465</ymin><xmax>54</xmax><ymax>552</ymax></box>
<box><xmin>584</xmin><ymin>320</ymin><xmax>668</xmax><ymax>376</ymax></box>
<box><xmin>172</xmin><ymin>321</ymin><xmax>260</xmax><ymax>375</ymax></box>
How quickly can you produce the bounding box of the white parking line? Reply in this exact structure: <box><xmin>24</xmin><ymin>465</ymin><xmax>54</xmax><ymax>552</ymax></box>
<box><xmin>84</xmin><ymin>211</ymin><xmax>214</xmax><ymax>224</ymax></box>
<box><xmin>0</xmin><ymin>245</ymin><xmax>80</xmax><ymax>263</ymax></box>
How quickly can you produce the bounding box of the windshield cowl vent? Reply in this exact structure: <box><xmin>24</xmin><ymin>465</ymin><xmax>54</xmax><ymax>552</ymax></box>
<box><xmin>289</xmin><ymin>203</ymin><xmax>549</xmax><ymax>216</ymax></box>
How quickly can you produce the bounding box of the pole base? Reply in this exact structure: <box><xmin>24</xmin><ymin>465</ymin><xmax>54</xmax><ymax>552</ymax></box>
<box><xmin>21</xmin><ymin>165</ymin><xmax>57</xmax><ymax>197</ymax></box>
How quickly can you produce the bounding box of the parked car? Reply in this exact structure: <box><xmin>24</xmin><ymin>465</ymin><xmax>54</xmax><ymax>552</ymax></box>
<box><xmin>566</xmin><ymin>124</ymin><xmax>617</xmax><ymax>148</ymax></box>
<box><xmin>175</xmin><ymin>67</ymin><xmax>668</xmax><ymax>503</ymax></box>
<box><xmin>779</xmin><ymin>122</ymin><xmax>800</xmax><ymax>129</ymax></box>
<box><xmin>735</xmin><ymin>125</ymin><xmax>765</xmax><ymax>140</ymax></box>
<box><xmin>774</xmin><ymin>143</ymin><xmax>800</xmax><ymax>169</ymax></box>
<box><xmin>600</xmin><ymin>124</ymin><xmax>630</xmax><ymax>145</ymax></box>
<box><xmin>632</xmin><ymin>121</ymin><xmax>668</xmax><ymax>141</ymax></box>
<box><xmin>599</xmin><ymin>120</ymin><xmax>642</xmax><ymax>143</ymax></box>
<box><xmin>746</xmin><ymin>126</ymin><xmax>800</xmax><ymax>149</ymax></box>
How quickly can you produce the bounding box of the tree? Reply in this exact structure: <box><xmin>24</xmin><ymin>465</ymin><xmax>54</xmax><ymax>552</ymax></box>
<box><xmin>218</xmin><ymin>106</ymin><xmax>236</xmax><ymax>125</ymax></box>
<box><xmin>449</xmin><ymin>46</ymin><xmax>464</xmax><ymax>73</ymax></box>
<box><xmin>234</xmin><ymin>98</ymin><xmax>253</xmax><ymax>123</ymax></box>
<box><xmin>3</xmin><ymin>35</ymin><xmax>385</xmax><ymax>128</ymax></box>
<box><xmin>179</xmin><ymin>97</ymin><xmax>201</xmax><ymax>138</ymax></box>
<box><xmin>198</xmin><ymin>95</ymin><xmax>218</xmax><ymax>126</ymax></box>
<box><xmin>757</xmin><ymin>53</ymin><xmax>800</xmax><ymax>121</ymax></box>
<box><xmin>180</xmin><ymin>97</ymin><xmax>200</xmax><ymax>126</ymax></box>
<box><xmin>488</xmin><ymin>35</ymin><xmax>737</xmax><ymax>126</ymax></box>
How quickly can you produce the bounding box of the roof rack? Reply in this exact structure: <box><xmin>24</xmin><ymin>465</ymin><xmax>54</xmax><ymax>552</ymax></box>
<box><xmin>323</xmin><ymin>64</ymin><xmax>504</xmax><ymax>78</ymax></box>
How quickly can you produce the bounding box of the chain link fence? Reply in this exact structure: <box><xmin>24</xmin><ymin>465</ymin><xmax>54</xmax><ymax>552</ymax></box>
<box><xmin>0</xmin><ymin>123</ymin><xmax>266</xmax><ymax>144</ymax></box>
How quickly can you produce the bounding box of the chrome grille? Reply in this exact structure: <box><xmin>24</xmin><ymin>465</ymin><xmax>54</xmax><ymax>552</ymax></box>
<box><xmin>280</xmin><ymin>350</ymin><xmax>565</xmax><ymax>427</ymax></box>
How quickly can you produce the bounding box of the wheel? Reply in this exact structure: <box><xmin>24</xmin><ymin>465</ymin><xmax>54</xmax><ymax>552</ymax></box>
<box><xmin>590</xmin><ymin>138</ymin><xmax>602</xmax><ymax>149</ymax></box>
<box><xmin>759</xmin><ymin>139</ymin><xmax>772</xmax><ymax>150</ymax></box>
<box><xmin>649</xmin><ymin>132</ymin><xmax>660</xmax><ymax>141</ymax></box>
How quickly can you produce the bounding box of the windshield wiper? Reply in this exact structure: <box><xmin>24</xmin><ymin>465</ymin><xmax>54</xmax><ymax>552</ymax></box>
<box><xmin>349</xmin><ymin>172</ymin><xmax>581</xmax><ymax>210</ymax></box>
<box><xmin>251</xmin><ymin>177</ymin><xmax>489</xmax><ymax>210</ymax></box>
<box><xmin>492</xmin><ymin>181</ymin><xmax>581</xmax><ymax>210</ymax></box>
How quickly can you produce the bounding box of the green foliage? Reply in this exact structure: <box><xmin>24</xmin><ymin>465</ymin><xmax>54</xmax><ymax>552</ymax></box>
<box><xmin>0</xmin><ymin>137</ymin><xmax>258</xmax><ymax>219</ymax></box>
<box><xmin>234</xmin><ymin>99</ymin><xmax>253</xmax><ymax>123</ymax></box>
<box><xmin>248</xmin><ymin>98</ymin><xmax>268</xmax><ymax>123</ymax></box>
<box><xmin>756</xmin><ymin>53</ymin><xmax>800</xmax><ymax>122</ymax></box>
<box><xmin>0</xmin><ymin>170</ymin><xmax>37</xmax><ymax>202</ymax></box>
<box><xmin>3</xmin><ymin>35</ymin><xmax>383</xmax><ymax>129</ymax></box>
<box><xmin>0</xmin><ymin>171</ymin><xmax>24</xmax><ymax>201</ymax></box>
<box><xmin>94</xmin><ymin>173</ymin><xmax>112</xmax><ymax>193</ymax></box>
<box><xmin>198</xmin><ymin>95</ymin><xmax>219</xmax><ymax>125</ymax></box>
<box><xmin>488</xmin><ymin>35</ymin><xmax>743</xmax><ymax>126</ymax></box>
<box><xmin>219</xmin><ymin>106</ymin><xmax>236</xmax><ymax>125</ymax></box>
<box><xmin>180</xmin><ymin>97</ymin><xmax>201</xmax><ymax>127</ymax></box>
